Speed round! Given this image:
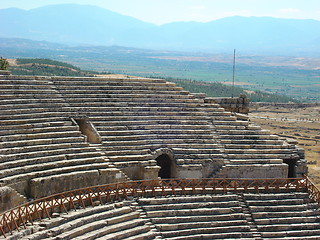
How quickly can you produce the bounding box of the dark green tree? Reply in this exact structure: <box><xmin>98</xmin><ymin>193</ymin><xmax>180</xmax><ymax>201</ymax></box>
<box><xmin>0</xmin><ymin>57</ymin><xmax>9</xmax><ymax>70</ymax></box>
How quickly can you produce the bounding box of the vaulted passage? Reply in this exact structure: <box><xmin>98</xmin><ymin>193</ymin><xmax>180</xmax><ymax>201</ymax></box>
<box><xmin>156</xmin><ymin>154</ymin><xmax>172</xmax><ymax>179</ymax></box>
<box><xmin>284</xmin><ymin>159</ymin><xmax>296</xmax><ymax>178</ymax></box>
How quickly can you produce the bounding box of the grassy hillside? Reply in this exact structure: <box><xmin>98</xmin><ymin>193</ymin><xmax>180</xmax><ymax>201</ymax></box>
<box><xmin>9</xmin><ymin>58</ymin><xmax>98</xmax><ymax>76</ymax></box>
<box><xmin>7</xmin><ymin>58</ymin><xmax>297</xmax><ymax>103</ymax></box>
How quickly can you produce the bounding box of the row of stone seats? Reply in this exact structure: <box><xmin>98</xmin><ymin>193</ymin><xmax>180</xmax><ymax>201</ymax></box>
<box><xmin>199</xmin><ymin>102</ymin><xmax>297</xmax><ymax>177</ymax></box>
<box><xmin>50</xmin><ymin>77</ymin><xmax>224</xmax><ymax>177</ymax></box>
<box><xmin>0</xmin><ymin>76</ymin><xmax>115</xmax><ymax>198</ymax></box>
<box><xmin>3</xmin><ymin>189</ymin><xmax>320</xmax><ymax>240</ymax></box>
<box><xmin>137</xmin><ymin>195</ymin><xmax>254</xmax><ymax>239</ymax></box>
<box><xmin>4</xmin><ymin>202</ymin><xmax>158</xmax><ymax>240</ymax></box>
<box><xmin>244</xmin><ymin>192</ymin><xmax>320</xmax><ymax>239</ymax></box>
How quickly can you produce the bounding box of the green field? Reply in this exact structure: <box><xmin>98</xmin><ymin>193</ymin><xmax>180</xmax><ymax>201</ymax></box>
<box><xmin>2</xmin><ymin>45</ymin><xmax>319</xmax><ymax>102</ymax></box>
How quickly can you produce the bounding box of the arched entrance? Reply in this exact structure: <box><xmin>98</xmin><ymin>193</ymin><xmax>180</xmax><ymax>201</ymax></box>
<box><xmin>156</xmin><ymin>154</ymin><xmax>172</xmax><ymax>179</ymax></box>
<box><xmin>284</xmin><ymin>159</ymin><xmax>296</xmax><ymax>178</ymax></box>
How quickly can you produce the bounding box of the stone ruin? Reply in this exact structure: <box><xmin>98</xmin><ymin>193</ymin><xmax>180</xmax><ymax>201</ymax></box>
<box><xmin>0</xmin><ymin>72</ymin><xmax>308</xmax><ymax>210</ymax></box>
<box><xmin>0</xmin><ymin>72</ymin><xmax>317</xmax><ymax>240</ymax></box>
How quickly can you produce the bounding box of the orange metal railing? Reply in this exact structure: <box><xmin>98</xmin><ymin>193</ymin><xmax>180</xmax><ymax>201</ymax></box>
<box><xmin>0</xmin><ymin>177</ymin><xmax>316</xmax><ymax>237</ymax></box>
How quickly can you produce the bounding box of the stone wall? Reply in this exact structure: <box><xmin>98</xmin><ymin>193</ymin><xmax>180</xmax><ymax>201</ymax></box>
<box><xmin>29</xmin><ymin>168</ymin><xmax>128</xmax><ymax>199</ymax></box>
<box><xmin>0</xmin><ymin>187</ymin><xmax>26</xmax><ymax>212</ymax></box>
<box><xmin>204</xmin><ymin>94</ymin><xmax>250</xmax><ymax>114</ymax></box>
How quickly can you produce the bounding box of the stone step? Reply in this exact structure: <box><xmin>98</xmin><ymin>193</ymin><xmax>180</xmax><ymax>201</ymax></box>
<box><xmin>225</xmin><ymin>149</ymin><xmax>292</xmax><ymax>154</ymax></box>
<box><xmin>69</xmin><ymin>101</ymin><xmax>201</xmax><ymax>108</ymax></box>
<box><xmin>59</xmin><ymin>89</ymin><xmax>190</xmax><ymax>96</ymax></box>
<box><xmin>91</xmin><ymin>115</ymin><xmax>210</xmax><ymax>122</ymax></box>
<box><xmin>0</xmin><ymin>98</ymin><xmax>66</xmax><ymax>105</ymax></box>
<box><xmin>244</xmin><ymin>192</ymin><xmax>310</xmax><ymax>200</ymax></box>
<box><xmin>246</xmin><ymin>198</ymin><xmax>305</xmax><ymax>206</ymax></box>
<box><xmin>1</xmin><ymin>162</ymin><xmax>110</xmax><ymax>184</ymax></box>
<box><xmin>255</xmin><ymin>216</ymin><xmax>320</xmax><ymax>225</ymax></box>
<box><xmin>0</xmin><ymin>125</ymin><xmax>78</xmax><ymax>136</ymax></box>
<box><xmin>0</xmin><ymin>94</ymin><xmax>63</xmax><ymax>100</ymax></box>
<box><xmin>0</xmin><ymin>142</ymin><xmax>88</xmax><ymax>155</ymax></box>
<box><xmin>0</xmin><ymin>116</ymin><xmax>70</xmax><ymax>125</ymax></box>
<box><xmin>226</xmin><ymin>154</ymin><xmax>292</xmax><ymax>159</ymax></box>
<box><xmin>249</xmin><ymin>204</ymin><xmax>313</xmax><ymax>213</ymax></box>
<box><xmin>0</xmin><ymin>136</ymin><xmax>86</xmax><ymax>148</ymax></box>
<box><xmin>157</xmin><ymin>219</ymin><xmax>248</xmax><ymax>231</ymax></box>
<box><xmin>1</xmin><ymin>130</ymin><xmax>82</xmax><ymax>142</ymax></box>
<box><xmin>0</xmin><ymin>103</ymin><xmax>68</xmax><ymax>111</ymax></box>
<box><xmin>0</xmin><ymin>145</ymin><xmax>100</xmax><ymax>162</ymax></box>
<box><xmin>161</xmin><ymin>225</ymin><xmax>251</xmax><ymax>238</ymax></box>
<box><xmin>165</xmin><ymin>233</ymin><xmax>253</xmax><ymax>240</ymax></box>
<box><xmin>172</xmin><ymin>147</ymin><xmax>221</xmax><ymax>154</ymax></box>
<box><xmin>60</xmin><ymin>92</ymin><xmax>195</xmax><ymax>99</ymax></box>
<box><xmin>93</xmin><ymin>119</ymin><xmax>211</xmax><ymax>126</ymax></box>
<box><xmin>104</xmin><ymin>149</ymin><xmax>151</xmax><ymax>156</ymax></box>
<box><xmin>224</xmin><ymin>144</ymin><xmax>290</xmax><ymax>149</ymax></box>
<box><xmin>66</xmin><ymin>97</ymin><xmax>200</xmax><ymax>104</ymax></box>
<box><xmin>45</xmin><ymin>206</ymin><xmax>132</xmax><ymax>237</ymax></box>
<box><xmin>120</xmin><ymin>124</ymin><xmax>212</xmax><ymax>131</ymax></box>
<box><xmin>141</xmin><ymin>200</ymin><xmax>240</xmax><ymax>211</ymax></box>
<box><xmin>150</xmin><ymin>213</ymin><xmax>245</xmax><ymax>224</ymax></box>
<box><xmin>219</xmin><ymin>134</ymin><xmax>279</xmax><ymax>140</ymax></box>
<box><xmin>213</xmin><ymin>125</ymin><xmax>247</xmax><ymax>130</ymax></box>
<box><xmin>99</xmin><ymin>129</ymin><xmax>213</xmax><ymax>136</ymax></box>
<box><xmin>211</xmin><ymin>116</ymin><xmax>237</xmax><ymax>121</ymax></box>
<box><xmin>138</xmin><ymin>195</ymin><xmax>238</xmax><ymax>205</ymax></box>
<box><xmin>56</xmin><ymin>83</ymin><xmax>180</xmax><ymax>91</ymax></box>
<box><xmin>0</xmin><ymin>121</ymin><xmax>67</xmax><ymax>130</ymax></box>
<box><xmin>51</xmin><ymin>77</ymin><xmax>169</xmax><ymax>84</ymax></box>
<box><xmin>175</xmin><ymin>153</ymin><xmax>224</xmax><ymax>160</ymax></box>
<box><xmin>228</xmin><ymin>159</ymin><xmax>284</xmax><ymax>164</ymax></box>
<box><xmin>258</xmin><ymin>223</ymin><xmax>320</xmax><ymax>232</ymax></box>
<box><xmin>220</xmin><ymin>139</ymin><xmax>283</xmax><ymax>145</ymax></box>
<box><xmin>252</xmin><ymin>210</ymin><xmax>320</xmax><ymax>219</ymax></box>
<box><xmin>124</xmin><ymin>230</ymin><xmax>159</xmax><ymax>240</ymax></box>
<box><xmin>93</xmin><ymin>224</ymin><xmax>151</xmax><ymax>240</ymax></box>
<box><xmin>213</xmin><ymin>121</ymin><xmax>249</xmax><ymax>126</ymax></box>
<box><xmin>108</xmin><ymin>154</ymin><xmax>153</xmax><ymax>162</ymax></box>
<box><xmin>56</xmin><ymin>211</ymin><xmax>142</xmax><ymax>239</ymax></box>
<box><xmin>216</xmin><ymin>129</ymin><xmax>271</xmax><ymax>135</ymax></box>
<box><xmin>145</xmin><ymin>207</ymin><xmax>243</xmax><ymax>218</ymax></box>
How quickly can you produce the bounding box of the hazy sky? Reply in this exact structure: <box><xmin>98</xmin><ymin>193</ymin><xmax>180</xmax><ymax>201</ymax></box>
<box><xmin>1</xmin><ymin>0</ymin><xmax>319</xmax><ymax>25</ymax></box>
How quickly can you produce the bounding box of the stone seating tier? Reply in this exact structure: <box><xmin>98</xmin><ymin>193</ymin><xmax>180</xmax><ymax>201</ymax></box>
<box><xmin>2</xmin><ymin>188</ymin><xmax>320</xmax><ymax>240</ymax></box>
<box><xmin>0</xmin><ymin>75</ymin><xmax>306</xmax><ymax>199</ymax></box>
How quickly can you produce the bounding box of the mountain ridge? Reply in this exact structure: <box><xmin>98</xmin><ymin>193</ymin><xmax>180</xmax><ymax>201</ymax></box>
<box><xmin>1</xmin><ymin>4</ymin><xmax>320</xmax><ymax>55</ymax></box>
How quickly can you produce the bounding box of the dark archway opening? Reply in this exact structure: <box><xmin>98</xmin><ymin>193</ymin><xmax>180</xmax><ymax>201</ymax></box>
<box><xmin>284</xmin><ymin>159</ymin><xmax>296</xmax><ymax>178</ymax></box>
<box><xmin>156</xmin><ymin>154</ymin><xmax>172</xmax><ymax>179</ymax></box>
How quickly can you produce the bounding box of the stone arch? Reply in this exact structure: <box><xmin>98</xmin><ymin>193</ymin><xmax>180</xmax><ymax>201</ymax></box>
<box><xmin>152</xmin><ymin>148</ymin><xmax>177</xmax><ymax>179</ymax></box>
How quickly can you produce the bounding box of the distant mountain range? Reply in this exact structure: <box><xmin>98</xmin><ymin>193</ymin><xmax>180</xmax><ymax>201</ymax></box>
<box><xmin>1</xmin><ymin>4</ymin><xmax>320</xmax><ymax>55</ymax></box>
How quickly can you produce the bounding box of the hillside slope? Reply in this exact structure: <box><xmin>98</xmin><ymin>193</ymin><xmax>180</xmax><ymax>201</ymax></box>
<box><xmin>1</xmin><ymin>4</ymin><xmax>320</xmax><ymax>54</ymax></box>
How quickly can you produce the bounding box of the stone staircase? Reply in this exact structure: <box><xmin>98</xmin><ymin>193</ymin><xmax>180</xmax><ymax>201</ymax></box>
<box><xmin>137</xmin><ymin>195</ymin><xmax>254</xmax><ymax>239</ymax></box>
<box><xmin>244</xmin><ymin>192</ymin><xmax>320</xmax><ymax>239</ymax></box>
<box><xmin>201</xmin><ymin>101</ymin><xmax>301</xmax><ymax>178</ymax></box>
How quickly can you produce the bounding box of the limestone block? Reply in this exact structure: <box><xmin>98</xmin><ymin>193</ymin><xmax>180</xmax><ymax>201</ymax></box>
<box><xmin>178</xmin><ymin>165</ymin><xmax>203</xmax><ymax>178</ymax></box>
<box><xmin>29</xmin><ymin>171</ymin><xmax>101</xmax><ymax>199</ymax></box>
<box><xmin>0</xmin><ymin>187</ymin><xmax>26</xmax><ymax>212</ymax></box>
<box><xmin>143</xmin><ymin>166</ymin><xmax>160</xmax><ymax>180</ymax></box>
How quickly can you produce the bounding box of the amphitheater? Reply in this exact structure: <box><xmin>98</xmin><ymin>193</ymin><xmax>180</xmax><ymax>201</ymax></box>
<box><xmin>0</xmin><ymin>70</ymin><xmax>319</xmax><ymax>239</ymax></box>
